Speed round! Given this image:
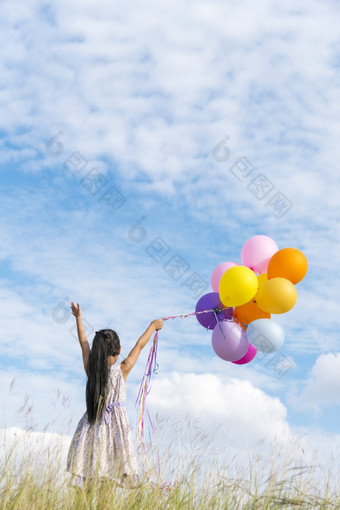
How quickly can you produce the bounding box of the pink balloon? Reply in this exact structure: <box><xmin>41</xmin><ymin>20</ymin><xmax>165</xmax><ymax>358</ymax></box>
<box><xmin>232</xmin><ymin>343</ymin><xmax>257</xmax><ymax>365</ymax></box>
<box><xmin>211</xmin><ymin>261</ymin><xmax>237</xmax><ymax>292</ymax></box>
<box><xmin>241</xmin><ymin>235</ymin><xmax>278</xmax><ymax>274</ymax></box>
<box><xmin>211</xmin><ymin>320</ymin><xmax>249</xmax><ymax>362</ymax></box>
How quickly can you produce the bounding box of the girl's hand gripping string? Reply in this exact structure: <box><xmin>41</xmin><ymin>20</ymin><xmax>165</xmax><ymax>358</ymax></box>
<box><xmin>151</xmin><ymin>319</ymin><xmax>164</xmax><ymax>331</ymax></box>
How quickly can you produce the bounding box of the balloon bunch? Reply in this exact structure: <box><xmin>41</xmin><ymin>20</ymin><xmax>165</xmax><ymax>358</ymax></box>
<box><xmin>195</xmin><ymin>235</ymin><xmax>308</xmax><ymax>365</ymax></box>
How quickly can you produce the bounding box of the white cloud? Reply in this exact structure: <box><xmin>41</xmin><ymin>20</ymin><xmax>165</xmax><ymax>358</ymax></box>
<box><xmin>0</xmin><ymin>426</ymin><xmax>71</xmax><ymax>486</ymax></box>
<box><xmin>0</xmin><ymin>0</ymin><xmax>339</xmax><ymax>207</ymax></box>
<box><xmin>148</xmin><ymin>372</ymin><xmax>290</xmax><ymax>448</ymax></box>
<box><xmin>293</xmin><ymin>353</ymin><xmax>340</xmax><ymax>410</ymax></box>
<box><xmin>141</xmin><ymin>372</ymin><xmax>340</xmax><ymax>489</ymax></box>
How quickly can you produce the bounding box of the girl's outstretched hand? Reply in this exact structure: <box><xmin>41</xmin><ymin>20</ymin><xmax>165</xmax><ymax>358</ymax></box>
<box><xmin>151</xmin><ymin>319</ymin><xmax>163</xmax><ymax>331</ymax></box>
<box><xmin>71</xmin><ymin>302</ymin><xmax>82</xmax><ymax>319</ymax></box>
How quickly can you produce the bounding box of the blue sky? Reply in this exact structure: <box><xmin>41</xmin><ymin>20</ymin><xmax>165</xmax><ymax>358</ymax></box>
<box><xmin>0</xmin><ymin>0</ymin><xmax>339</xmax><ymax>477</ymax></box>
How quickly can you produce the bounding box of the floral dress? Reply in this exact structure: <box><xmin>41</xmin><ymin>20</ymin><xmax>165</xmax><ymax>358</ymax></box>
<box><xmin>66</xmin><ymin>362</ymin><xmax>139</xmax><ymax>488</ymax></box>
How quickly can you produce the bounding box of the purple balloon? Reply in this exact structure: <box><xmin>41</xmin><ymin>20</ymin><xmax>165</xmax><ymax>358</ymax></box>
<box><xmin>195</xmin><ymin>292</ymin><xmax>233</xmax><ymax>330</ymax></box>
<box><xmin>232</xmin><ymin>343</ymin><xmax>257</xmax><ymax>365</ymax></box>
<box><xmin>211</xmin><ymin>320</ymin><xmax>249</xmax><ymax>362</ymax></box>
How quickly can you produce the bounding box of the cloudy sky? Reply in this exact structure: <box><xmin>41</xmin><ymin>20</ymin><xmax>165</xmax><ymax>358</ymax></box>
<box><xmin>1</xmin><ymin>0</ymin><xmax>339</xmax><ymax>483</ymax></box>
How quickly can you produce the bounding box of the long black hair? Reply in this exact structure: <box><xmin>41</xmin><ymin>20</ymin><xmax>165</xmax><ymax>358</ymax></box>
<box><xmin>86</xmin><ymin>329</ymin><xmax>121</xmax><ymax>425</ymax></box>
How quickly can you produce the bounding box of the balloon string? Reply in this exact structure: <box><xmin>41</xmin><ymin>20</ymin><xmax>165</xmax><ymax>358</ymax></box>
<box><xmin>213</xmin><ymin>309</ymin><xmax>227</xmax><ymax>341</ymax></box>
<box><xmin>162</xmin><ymin>304</ymin><xmax>230</xmax><ymax>321</ymax></box>
<box><xmin>135</xmin><ymin>304</ymin><xmax>241</xmax><ymax>489</ymax></box>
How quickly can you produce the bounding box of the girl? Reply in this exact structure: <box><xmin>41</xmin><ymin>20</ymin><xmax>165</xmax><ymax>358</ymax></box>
<box><xmin>65</xmin><ymin>301</ymin><xmax>163</xmax><ymax>489</ymax></box>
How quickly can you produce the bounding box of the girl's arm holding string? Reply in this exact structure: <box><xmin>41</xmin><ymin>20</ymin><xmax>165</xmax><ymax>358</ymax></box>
<box><xmin>121</xmin><ymin>319</ymin><xmax>163</xmax><ymax>380</ymax></box>
<box><xmin>70</xmin><ymin>302</ymin><xmax>90</xmax><ymax>376</ymax></box>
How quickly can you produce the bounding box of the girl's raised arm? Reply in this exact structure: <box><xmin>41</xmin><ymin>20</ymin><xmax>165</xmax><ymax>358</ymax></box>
<box><xmin>121</xmin><ymin>319</ymin><xmax>163</xmax><ymax>380</ymax></box>
<box><xmin>71</xmin><ymin>302</ymin><xmax>90</xmax><ymax>376</ymax></box>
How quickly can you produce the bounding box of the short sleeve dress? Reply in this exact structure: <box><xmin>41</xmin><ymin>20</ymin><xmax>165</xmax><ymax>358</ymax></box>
<box><xmin>66</xmin><ymin>362</ymin><xmax>139</xmax><ymax>488</ymax></box>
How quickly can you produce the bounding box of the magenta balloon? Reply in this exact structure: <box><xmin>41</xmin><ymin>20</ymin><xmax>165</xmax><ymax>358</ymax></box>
<box><xmin>195</xmin><ymin>292</ymin><xmax>233</xmax><ymax>330</ymax></box>
<box><xmin>211</xmin><ymin>261</ymin><xmax>237</xmax><ymax>292</ymax></box>
<box><xmin>211</xmin><ymin>321</ymin><xmax>249</xmax><ymax>362</ymax></box>
<box><xmin>232</xmin><ymin>343</ymin><xmax>257</xmax><ymax>365</ymax></box>
<box><xmin>241</xmin><ymin>235</ymin><xmax>278</xmax><ymax>274</ymax></box>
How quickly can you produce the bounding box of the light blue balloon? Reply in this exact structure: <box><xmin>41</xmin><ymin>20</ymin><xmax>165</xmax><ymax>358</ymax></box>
<box><xmin>246</xmin><ymin>318</ymin><xmax>284</xmax><ymax>353</ymax></box>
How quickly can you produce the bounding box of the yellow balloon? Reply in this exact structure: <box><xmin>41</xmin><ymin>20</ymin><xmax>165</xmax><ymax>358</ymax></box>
<box><xmin>257</xmin><ymin>273</ymin><xmax>268</xmax><ymax>287</ymax></box>
<box><xmin>256</xmin><ymin>277</ymin><xmax>297</xmax><ymax>314</ymax></box>
<box><xmin>219</xmin><ymin>265</ymin><xmax>258</xmax><ymax>307</ymax></box>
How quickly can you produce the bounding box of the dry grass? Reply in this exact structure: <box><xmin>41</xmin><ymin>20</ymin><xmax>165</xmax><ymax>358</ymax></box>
<box><xmin>1</xmin><ymin>384</ymin><xmax>339</xmax><ymax>509</ymax></box>
<box><xmin>1</xmin><ymin>418</ymin><xmax>339</xmax><ymax>510</ymax></box>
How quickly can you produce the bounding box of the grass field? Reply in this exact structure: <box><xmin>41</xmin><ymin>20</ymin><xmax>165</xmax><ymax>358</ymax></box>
<box><xmin>1</xmin><ymin>420</ymin><xmax>339</xmax><ymax>510</ymax></box>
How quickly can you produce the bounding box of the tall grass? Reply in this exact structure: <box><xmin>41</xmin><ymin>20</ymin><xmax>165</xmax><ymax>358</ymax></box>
<box><xmin>1</xmin><ymin>383</ymin><xmax>339</xmax><ymax>509</ymax></box>
<box><xmin>1</xmin><ymin>416</ymin><xmax>339</xmax><ymax>510</ymax></box>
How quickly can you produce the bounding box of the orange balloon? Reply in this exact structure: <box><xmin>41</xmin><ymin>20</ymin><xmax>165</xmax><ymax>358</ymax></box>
<box><xmin>267</xmin><ymin>248</ymin><xmax>308</xmax><ymax>284</ymax></box>
<box><xmin>234</xmin><ymin>300</ymin><xmax>271</xmax><ymax>326</ymax></box>
<box><xmin>256</xmin><ymin>277</ymin><xmax>297</xmax><ymax>314</ymax></box>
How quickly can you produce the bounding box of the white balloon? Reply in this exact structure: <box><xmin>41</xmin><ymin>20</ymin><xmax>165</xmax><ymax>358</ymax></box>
<box><xmin>246</xmin><ymin>318</ymin><xmax>284</xmax><ymax>353</ymax></box>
